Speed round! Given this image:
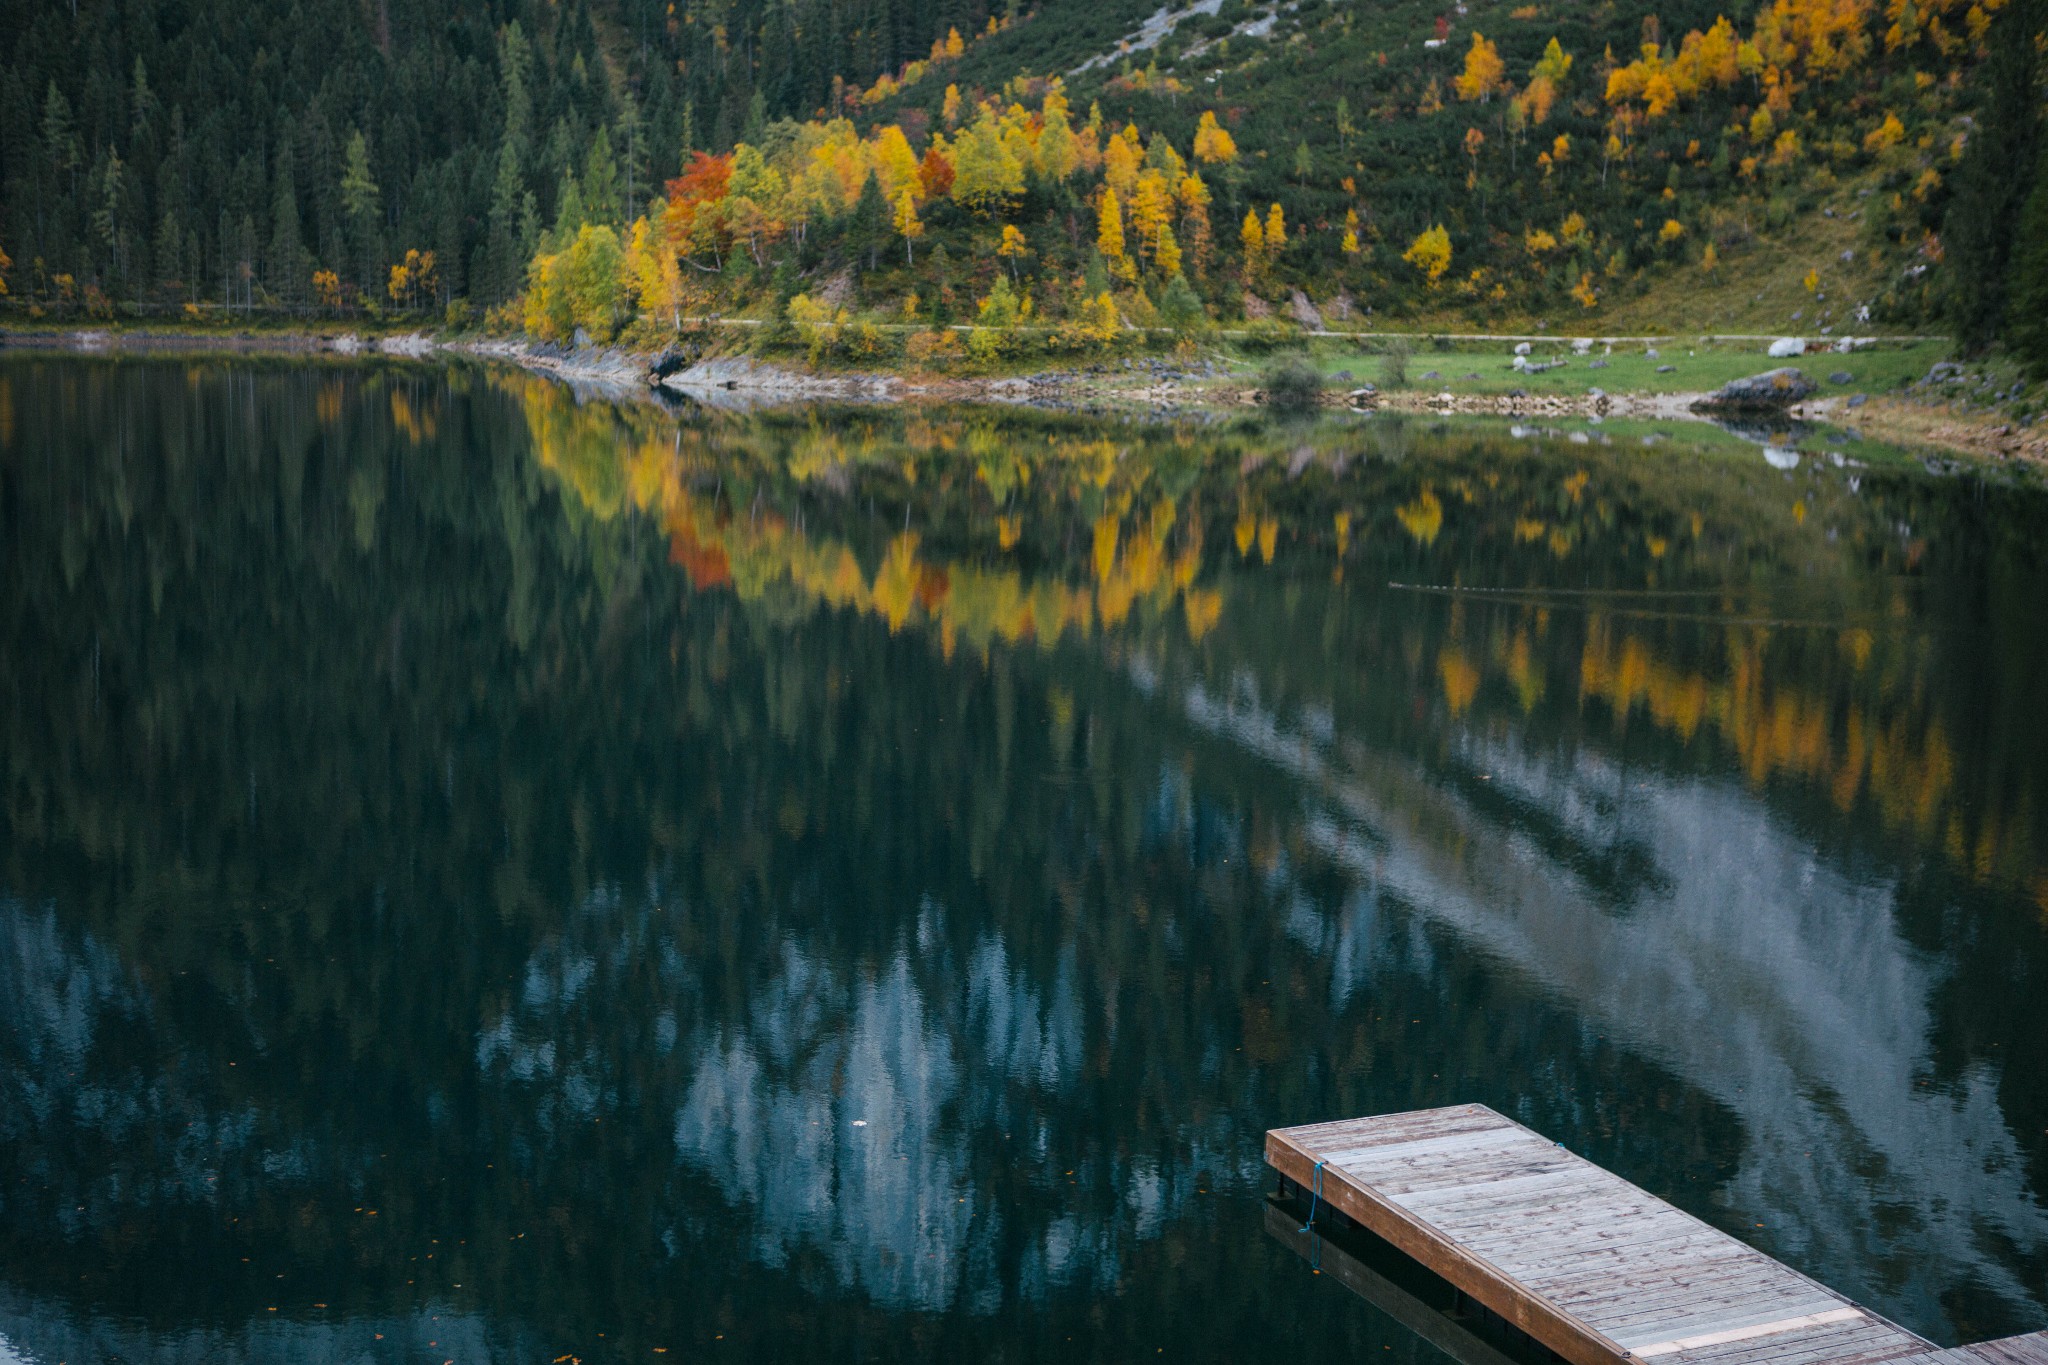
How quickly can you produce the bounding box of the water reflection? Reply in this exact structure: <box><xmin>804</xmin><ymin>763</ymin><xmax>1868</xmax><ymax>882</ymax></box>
<box><xmin>0</xmin><ymin>357</ymin><xmax>2043</xmax><ymax>1362</ymax></box>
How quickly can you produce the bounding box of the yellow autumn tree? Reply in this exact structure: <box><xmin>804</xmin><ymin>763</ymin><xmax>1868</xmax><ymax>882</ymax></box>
<box><xmin>624</xmin><ymin>214</ymin><xmax>682</xmax><ymax>327</ymax></box>
<box><xmin>895</xmin><ymin>188</ymin><xmax>924</xmax><ymax>263</ymax></box>
<box><xmin>1102</xmin><ymin>134</ymin><xmax>1141</xmax><ymax>200</ymax></box>
<box><xmin>1155</xmin><ymin>222</ymin><xmax>1183</xmax><ymax>278</ymax></box>
<box><xmin>950</xmin><ymin>111</ymin><xmax>1025</xmax><ymax>215</ymax></box>
<box><xmin>1518</xmin><ymin>36</ymin><xmax>1574</xmax><ymax>123</ymax></box>
<box><xmin>1097</xmin><ymin>187</ymin><xmax>1127</xmax><ymax>264</ymax></box>
<box><xmin>1192</xmin><ymin>110</ymin><xmax>1238</xmax><ymax>164</ymax></box>
<box><xmin>1130</xmin><ymin>170</ymin><xmax>1174</xmax><ymax>261</ymax></box>
<box><xmin>1864</xmin><ymin>111</ymin><xmax>1905</xmax><ymax>151</ymax></box>
<box><xmin>1178</xmin><ymin>173</ymin><xmax>1214</xmax><ymax>275</ymax></box>
<box><xmin>1455</xmin><ymin>33</ymin><xmax>1508</xmax><ymax>102</ymax></box>
<box><xmin>997</xmin><ymin>223</ymin><xmax>1030</xmax><ymax>280</ymax></box>
<box><xmin>1403</xmin><ymin>224</ymin><xmax>1452</xmax><ymax>285</ymax></box>
<box><xmin>1263</xmin><ymin>203</ymin><xmax>1287</xmax><ymax>255</ymax></box>
<box><xmin>1239</xmin><ymin>208</ymin><xmax>1266</xmax><ymax>283</ymax></box>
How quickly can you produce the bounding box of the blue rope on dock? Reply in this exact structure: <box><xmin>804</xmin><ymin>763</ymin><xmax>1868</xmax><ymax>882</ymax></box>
<box><xmin>1299</xmin><ymin>1159</ymin><xmax>1327</xmax><ymax>1234</ymax></box>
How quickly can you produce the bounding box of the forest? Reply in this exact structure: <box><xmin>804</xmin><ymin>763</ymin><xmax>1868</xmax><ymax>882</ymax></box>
<box><xmin>1</xmin><ymin>0</ymin><xmax>2044</xmax><ymax>362</ymax></box>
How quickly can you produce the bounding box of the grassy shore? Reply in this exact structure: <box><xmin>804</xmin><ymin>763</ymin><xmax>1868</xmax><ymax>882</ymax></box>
<box><xmin>1280</xmin><ymin>336</ymin><xmax>1947</xmax><ymax>398</ymax></box>
<box><xmin>11</xmin><ymin>313</ymin><xmax>2041</xmax><ymax>464</ymax></box>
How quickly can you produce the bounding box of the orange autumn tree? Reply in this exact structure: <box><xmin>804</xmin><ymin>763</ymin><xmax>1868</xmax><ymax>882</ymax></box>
<box><xmin>663</xmin><ymin>151</ymin><xmax>734</xmax><ymax>269</ymax></box>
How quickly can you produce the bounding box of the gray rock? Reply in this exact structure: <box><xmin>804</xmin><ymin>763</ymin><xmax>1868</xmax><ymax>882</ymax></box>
<box><xmin>1656</xmin><ymin>364</ymin><xmax>1676</xmax><ymax>373</ymax></box>
<box><xmin>1847</xmin><ymin>393</ymin><xmax>1868</xmax><ymax>408</ymax></box>
<box><xmin>1422</xmin><ymin>370</ymin><xmax>1441</xmax><ymax>380</ymax></box>
<box><xmin>1694</xmin><ymin>367</ymin><xmax>1818</xmax><ymax>411</ymax></box>
<box><xmin>1829</xmin><ymin>371</ymin><xmax>1854</xmax><ymax>385</ymax></box>
<box><xmin>1588</xmin><ymin>359</ymin><xmax>1610</xmax><ymax>369</ymax></box>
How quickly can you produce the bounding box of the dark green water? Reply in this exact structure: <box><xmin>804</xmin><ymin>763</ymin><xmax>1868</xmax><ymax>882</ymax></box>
<box><xmin>2</xmin><ymin>357</ymin><xmax>2045</xmax><ymax>1363</ymax></box>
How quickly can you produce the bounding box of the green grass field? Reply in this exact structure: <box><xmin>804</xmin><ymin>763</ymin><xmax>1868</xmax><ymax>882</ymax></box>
<box><xmin>1277</xmin><ymin>337</ymin><xmax>1947</xmax><ymax>397</ymax></box>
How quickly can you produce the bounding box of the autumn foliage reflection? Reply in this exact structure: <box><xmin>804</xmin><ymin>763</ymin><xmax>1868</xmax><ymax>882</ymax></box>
<box><xmin>507</xmin><ymin>374</ymin><xmax>2048</xmax><ymax>896</ymax></box>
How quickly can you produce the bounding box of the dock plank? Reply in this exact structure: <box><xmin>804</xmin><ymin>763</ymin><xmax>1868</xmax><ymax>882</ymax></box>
<box><xmin>1265</xmin><ymin>1106</ymin><xmax>1985</xmax><ymax>1365</ymax></box>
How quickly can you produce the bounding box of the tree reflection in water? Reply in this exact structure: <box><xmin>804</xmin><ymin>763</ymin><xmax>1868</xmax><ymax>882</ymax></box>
<box><xmin>1</xmin><ymin>357</ymin><xmax>2044</xmax><ymax>1362</ymax></box>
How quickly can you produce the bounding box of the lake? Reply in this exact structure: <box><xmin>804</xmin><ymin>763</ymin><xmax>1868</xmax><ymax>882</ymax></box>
<box><xmin>1</xmin><ymin>356</ymin><xmax>2044</xmax><ymax>1362</ymax></box>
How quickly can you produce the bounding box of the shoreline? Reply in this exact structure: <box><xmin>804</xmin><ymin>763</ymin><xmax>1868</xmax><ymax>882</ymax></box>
<box><xmin>4</xmin><ymin>324</ymin><xmax>2030</xmax><ymax>462</ymax></box>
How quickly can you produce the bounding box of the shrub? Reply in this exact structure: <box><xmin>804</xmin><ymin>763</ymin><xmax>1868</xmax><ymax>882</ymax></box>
<box><xmin>1379</xmin><ymin>337</ymin><xmax>1410</xmax><ymax>389</ymax></box>
<box><xmin>1260</xmin><ymin>353</ymin><xmax>1324</xmax><ymax>408</ymax></box>
<box><xmin>841</xmin><ymin>319</ymin><xmax>890</xmax><ymax>362</ymax></box>
<box><xmin>787</xmin><ymin>293</ymin><xmax>848</xmax><ymax>364</ymax></box>
<box><xmin>1050</xmin><ymin>291</ymin><xmax>1124</xmax><ymax>352</ymax></box>
<box><xmin>1158</xmin><ymin>273</ymin><xmax>1208</xmax><ymax>333</ymax></box>
<box><xmin>905</xmin><ymin>328</ymin><xmax>965</xmax><ymax>368</ymax></box>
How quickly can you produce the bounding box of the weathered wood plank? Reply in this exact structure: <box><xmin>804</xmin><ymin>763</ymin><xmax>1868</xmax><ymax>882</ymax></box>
<box><xmin>1267</xmin><ymin>1123</ymin><xmax>1638</xmax><ymax>1365</ymax></box>
<box><xmin>1265</xmin><ymin>1106</ymin><xmax>2021</xmax><ymax>1365</ymax></box>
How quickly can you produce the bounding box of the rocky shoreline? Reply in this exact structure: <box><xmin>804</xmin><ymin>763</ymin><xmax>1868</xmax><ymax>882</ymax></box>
<box><xmin>5</xmin><ymin>325</ymin><xmax>2035</xmax><ymax>462</ymax></box>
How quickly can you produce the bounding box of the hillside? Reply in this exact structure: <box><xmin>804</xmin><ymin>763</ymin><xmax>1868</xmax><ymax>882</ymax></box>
<box><xmin>2</xmin><ymin>0</ymin><xmax>2043</xmax><ymax>366</ymax></box>
<box><xmin>0</xmin><ymin>0</ymin><xmax>1025</xmax><ymax>307</ymax></box>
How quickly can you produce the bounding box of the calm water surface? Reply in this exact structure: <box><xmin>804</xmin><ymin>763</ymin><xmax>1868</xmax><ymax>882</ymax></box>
<box><xmin>2</xmin><ymin>357</ymin><xmax>2045</xmax><ymax>1362</ymax></box>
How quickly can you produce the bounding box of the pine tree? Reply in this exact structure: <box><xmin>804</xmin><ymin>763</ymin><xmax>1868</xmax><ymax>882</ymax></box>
<box><xmin>91</xmin><ymin>149</ymin><xmax>126</xmax><ymax>284</ymax></box>
<box><xmin>1943</xmin><ymin>0</ymin><xmax>2044</xmax><ymax>352</ymax></box>
<box><xmin>847</xmin><ymin>170</ymin><xmax>889</xmax><ymax>270</ymax></box>
<box><xmin>553</xmin><ymin>168</ymin><xmax>585</xmax><ymax>238</ymax></box>
<box><xmin>268</xmin><ymin>125</ymin><xmax>306</xmax><ymax>304</ymax></box>
<box><xmin>583</xmin><ymin>128</ymin><xmax>620</xmax><ymax>226</ymax></box>
<box><xmin>340</xmin><ymin>129</ymin><xmax>382</xmax><ymax>288</ymax></box>
<box><xmin>153</xmin><ymin>207</ymin><xmax>184</xmax><ymax>297</ymax></box>
<box><xmin>487</xmin><ymin>140</ymin><xmax>526</xmax><ymax>302</ymax></box>
<box><xmin>42</xmin><ymin>82</ymin><xmax>77</xmax><ymax>183</ymax></box>
<box><xmin>2006</xmin><ymin>155</ymin><xmax>2048</xmax><ymax>377</ymax></box>
<box><xmin>1159</xmin><ymin>271</ymin><xmax>1205</xmax><ymax>332</ymax></box>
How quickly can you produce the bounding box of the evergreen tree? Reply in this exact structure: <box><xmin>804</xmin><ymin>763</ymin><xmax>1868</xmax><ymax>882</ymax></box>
<box><xmin>847</xmin><ymin>170</ymin><xmax>889</xmax><ymax>271</ymax></box>
<box><xmin>553</xmin><ymin>168</ymin><xmax>586</xmax><ymax>238</ymax></box>
<box><xmin>339</xmin><ymin>129</ymin><xmax>382</xmax><ymax>289</ymax></box>
<box><xmin>90</xmin><ymin>148</ymin><xmax>127</xmax><ymax>285</ymax></box>
<box><xmin>153</xmin><ymin>207</ymin><xmax>184</xmax><ymax>297</ymax></box>
<box><xmin>487</xmin><ymin>140</ymin><xmax>527</xmax><ymax>303</ymax></box>
<box><xmin>1159</xmin><ymin>272</ymin><xmax>1205</xmax><ymax>332</ymax></box>
<box><xmin>583</xmin><ymin>129</ymin><xmax>620</xmax><ymax>226</ymax></box>
<box><xmin>268</xmin><ymin>125</ymin><xmax>306</xmax><ymax>304</ymax></box>
<box><xmin>2006</xmin><ymin>156</ymin><xmax>2048</xmax><ymax>377</ymax></box>
<box><xmin>1943</xmin><ymin>0</ymin><xmax>2045</xmax><ymax>352</ymax></box>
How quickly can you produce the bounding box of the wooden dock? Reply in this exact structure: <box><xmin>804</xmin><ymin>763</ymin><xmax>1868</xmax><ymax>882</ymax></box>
<box><xmin>1267</xmin><ymin>1104</ymin><xmax>2048</xmax><ymax>1365</ymax></box>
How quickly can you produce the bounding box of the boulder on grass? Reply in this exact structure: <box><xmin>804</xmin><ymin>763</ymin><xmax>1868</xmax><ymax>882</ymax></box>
<box><xmin>1695</xmin><ymin>368</ymin><xmax>1817</xmax><ymax>411</ymax></box>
